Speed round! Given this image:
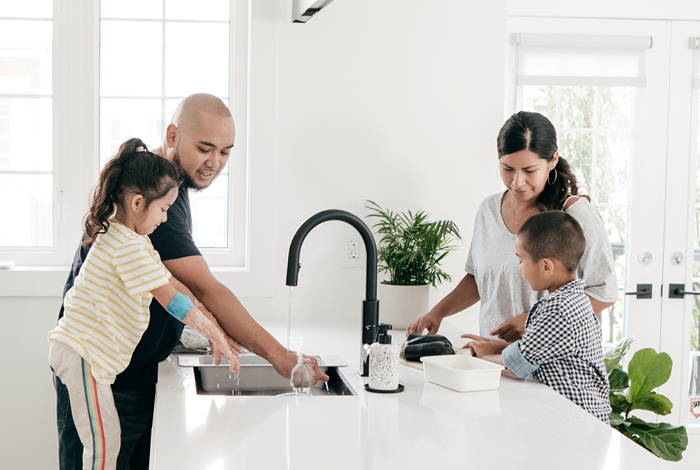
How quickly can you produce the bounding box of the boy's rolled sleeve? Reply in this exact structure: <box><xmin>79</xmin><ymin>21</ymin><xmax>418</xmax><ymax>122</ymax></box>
<box><xmin>502</xmin><ymin>341</ymin><xmax>539</xmax><ymax>378</ymax></box>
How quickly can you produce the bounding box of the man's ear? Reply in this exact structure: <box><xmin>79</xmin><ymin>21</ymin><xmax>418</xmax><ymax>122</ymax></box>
<box><xmin>165</xmin><ymin>123</ymin><xmax>178</xmax><ymax>149</ymax></box>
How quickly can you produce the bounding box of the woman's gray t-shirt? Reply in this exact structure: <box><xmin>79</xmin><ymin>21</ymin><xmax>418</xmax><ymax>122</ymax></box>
<box><xmin>464</xmin><ymin>192</ymin><xmax>618</xmax><ymax>338</ymax></box>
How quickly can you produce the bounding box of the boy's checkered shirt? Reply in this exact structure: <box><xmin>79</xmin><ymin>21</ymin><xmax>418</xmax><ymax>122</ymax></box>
<box><xmin>520</xmin><ymin>279</ymin><xmax>611</xmax><ymax>423</ymax></box>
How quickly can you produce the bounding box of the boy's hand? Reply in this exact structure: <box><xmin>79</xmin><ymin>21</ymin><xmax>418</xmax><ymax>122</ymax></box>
<box><xmin>461</xmin><ymin>334</ymin><xmax>510</xmax><ymax>354</ymax></box>
<box><xmin>468</xmin><ymin>339</ymin><xmax>497</xmax><ymax>358</ymax></box>
<box><xmin>490</xmin><ymin>312</ymin><xmax>528</xmax><ymax>342</ymax></box>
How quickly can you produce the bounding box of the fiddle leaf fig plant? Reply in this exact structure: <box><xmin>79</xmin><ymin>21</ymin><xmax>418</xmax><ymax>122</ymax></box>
<box><xmin>606</xmin><ymin>337</ymin><xmax>687</xmax><ymax>461</ymax></box>
<box><xmin>365</xmin><ymin>200</ymin><xmax>461</xmax><ymax>287</ymax></box>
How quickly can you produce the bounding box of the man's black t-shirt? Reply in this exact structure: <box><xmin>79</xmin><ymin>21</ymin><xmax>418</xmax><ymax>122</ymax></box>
<box><xmin>57</xmin><ymin>187</ymin><xmax>201</xmax><ymax>390</ymax></box>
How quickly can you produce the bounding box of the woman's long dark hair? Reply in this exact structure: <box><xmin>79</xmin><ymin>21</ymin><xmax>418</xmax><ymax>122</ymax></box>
<box><xmin>84</xmin><ymin>138</ymin><xmax>179</xmax><ymax>245</ymax></box>
<box><xmin>496</xmin><ymin>111</ymin><xmax>584</xmax><ymax>211</ymax></box>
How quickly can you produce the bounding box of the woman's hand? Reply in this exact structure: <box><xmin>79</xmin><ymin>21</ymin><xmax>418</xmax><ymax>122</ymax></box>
<box><xmin>490</xmin><ymin>312</ymin><xmax>528</xmax><ymax>342</ymax></box>
<box><xmin>406</xmin><ymin>311</ymin><xmax>442</xmax><ymax>336</ymax></box>
<box><xmin>461</xmin><ymin>334</ymin><xmax>510</xmax><ymax>354</ymax></box>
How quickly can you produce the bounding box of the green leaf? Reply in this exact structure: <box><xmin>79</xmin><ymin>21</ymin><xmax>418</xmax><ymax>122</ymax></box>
<box><xmin>605</xmin><ymin>336</ymin><xmax>635</xmax><ymax>373</ymax></box>
<box><xmin>635</xmin><ymin>392</ymin><xmax>673</xmax><ymax>416</ymax></box>
<box><xmin>364</xmin><ymin>200</ymin><xmax>461</xmax><ymax>288</ymax></box>
<box><xmin>609</xmin><ymin>411</ymin><xmax>629</xmax><ymax>426</ymax></box>
<box><xmin>609</xmin><ymin>393</ymin><xmax>630</xmax><ymax>414</ymax></box>
<box><xmin>623</xmin><ymin>416</ymin><xmax>687</xmax><ymax>462</ymax></box>
<box><xmin>627</xmin><ymin>349</ymin><xmax>672</xmax><ymax>406</ymax></box>
<box><xmin>608</xmin><ymin>368</ymin><xmax>630</xmax><ymax>392</ymax></box>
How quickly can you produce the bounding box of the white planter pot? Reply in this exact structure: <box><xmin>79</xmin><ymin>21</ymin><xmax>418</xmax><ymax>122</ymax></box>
<box><xmin>377</xmin><ymin>283</ymin><xmax>430</xmax><ymax>330</ymax></box>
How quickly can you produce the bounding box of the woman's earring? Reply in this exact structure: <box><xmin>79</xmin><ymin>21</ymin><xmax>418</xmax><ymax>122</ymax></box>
<box><xmin>547</xmin><ymin>168</ymin><xmax>558</xmax><ymax>185</ymax></box>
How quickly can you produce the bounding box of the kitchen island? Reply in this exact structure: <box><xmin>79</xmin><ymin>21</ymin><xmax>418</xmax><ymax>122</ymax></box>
<box><xmin>150</xmin><ymin>322</ymin><xmax>676</xmax><ymax>470</ymax></box>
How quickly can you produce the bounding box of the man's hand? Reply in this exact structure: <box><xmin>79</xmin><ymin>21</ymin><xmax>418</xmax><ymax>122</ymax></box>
<box><xmin>406</xmin><ymin>312</ymin><xmax>442</xmax><ymax>336</ymax></box>
<box><xmin>290</xmin><ymin>354</ymin><xmax>330</xmax><ymax>388</ymax></box>
<box><xmin>269</xmin><ymin>350</ymin><xmax>329</xmax><ymax>385</ymax></box>
<box><xmin>490</xmin><ymin>312</ymin><xmax>528</xmax><ymax>342</ymax></box>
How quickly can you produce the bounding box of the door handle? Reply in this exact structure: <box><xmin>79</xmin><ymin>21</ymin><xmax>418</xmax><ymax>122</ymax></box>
<box><xmin>625</xmin><ymin>284</ymin><xmax>652</xmax><ymax>299</ymax></box>
<box><xmin>669</xmin><ymin>283</ymin><xmax>700</xmax><ymax>299</ymax></box>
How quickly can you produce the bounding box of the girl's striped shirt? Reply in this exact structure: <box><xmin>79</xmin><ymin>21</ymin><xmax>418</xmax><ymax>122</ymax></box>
<box><xmin>49</xmin><ymin>219</ymin><xmax>171</xmax><ymax>384</ymax></box>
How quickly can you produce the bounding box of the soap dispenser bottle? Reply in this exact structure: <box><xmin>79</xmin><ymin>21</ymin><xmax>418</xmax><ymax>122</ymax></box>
<box><xmin>369</xmin><ymin>328</ymin><xmax>400</xmax><ymax>391</ymax></box>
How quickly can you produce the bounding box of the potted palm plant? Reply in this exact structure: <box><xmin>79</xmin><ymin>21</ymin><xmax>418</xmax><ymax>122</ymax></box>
<box><xmin>366</xmin><ymin>200</ymin><xmax>462</xmax><ymax>329</ymax></box>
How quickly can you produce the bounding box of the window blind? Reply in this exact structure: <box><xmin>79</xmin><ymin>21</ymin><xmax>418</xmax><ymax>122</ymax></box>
<box><xmin>512</xmin><ymin>33</ymin><xmax>653</xmax><ymax>88</ymax></box>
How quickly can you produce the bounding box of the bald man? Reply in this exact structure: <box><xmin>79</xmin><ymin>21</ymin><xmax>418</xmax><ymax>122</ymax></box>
<box><xmin>53</xmin><ymin>94</ymin><xmax>328</xmax><ymax>470</ymax></box>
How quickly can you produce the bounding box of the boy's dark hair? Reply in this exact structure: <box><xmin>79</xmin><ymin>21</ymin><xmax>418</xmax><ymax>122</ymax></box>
<box><xmin>83</xmin><ymin>137</ymin><xmax>179</xmax><ymax>245</ymax></box>
<box><xmin>517</xmin><ymin>211</ymin><xmax>585</xmax><ymax>273</ymax></box>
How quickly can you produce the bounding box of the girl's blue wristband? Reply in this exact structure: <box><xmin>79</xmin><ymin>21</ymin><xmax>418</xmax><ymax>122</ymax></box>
<box><xmin>167</xmin><ymin>292</ymin><xmax>193</xmax><ymax>320</ymax></box>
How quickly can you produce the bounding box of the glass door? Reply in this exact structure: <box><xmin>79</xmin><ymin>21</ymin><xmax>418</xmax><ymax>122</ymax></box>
<box><xmin>660</xmin><ymin>21</ymin><xmax>700</xmax><ymax>427</ymax></box>
<box><xmin>507</xmin><ymin>17</ymin><xmax>671</xmax><ymax>361</ymax></box>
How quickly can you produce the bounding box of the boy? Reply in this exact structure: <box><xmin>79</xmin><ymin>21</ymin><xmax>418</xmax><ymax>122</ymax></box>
<box><xmin>468</xmin><ymin>211</ymin><xmax>611</xmax><ymax>423</ymax></box>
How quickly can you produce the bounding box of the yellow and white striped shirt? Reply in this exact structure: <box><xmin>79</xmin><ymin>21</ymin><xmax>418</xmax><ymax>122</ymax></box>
<box><xmin>49</xmin><ymin>219</ymin><xmax>171</xmax><ymax>384</ymax></box>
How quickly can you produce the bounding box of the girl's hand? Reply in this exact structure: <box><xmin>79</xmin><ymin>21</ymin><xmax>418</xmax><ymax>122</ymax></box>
<box><xmin>210</xmin><ymin>335</ymin><xmax>243</xmax><ymax>368</ymax></box>
<box><xmin>195</xmin><ymin>301</ymin><xmax>243</xmax><ymax>365</ymax></box>
<box><xmin>182</xmin><ymin>306</ymin><xmax>241</xmax><ymax>374</ymax></box>
<box><xmin>209</xmin><ymin>328</ymin><xmax>241</xmax><ymax>374</ymax></box>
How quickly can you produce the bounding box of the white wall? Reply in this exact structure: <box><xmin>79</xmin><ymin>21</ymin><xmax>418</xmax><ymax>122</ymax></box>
<box><xmin>241</xmin><ymin>0</ymin><xmax>506</xmax><ymax>329</ymax></box>
<box><xmin>0</xmin><ymin>1</ymin><xmax>506</xmax><ymax>467</ymax></box>
<box><xmin>0</xmin><ymin>297</ymin><xmax>62</xmax><ymax>468</ymax></box>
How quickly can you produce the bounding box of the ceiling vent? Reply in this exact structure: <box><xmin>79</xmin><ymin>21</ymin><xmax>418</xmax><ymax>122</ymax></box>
<box><xmin>292</xmin><ymin>0</ymin><xmax>336</xmax><ymax>23</ymax></box>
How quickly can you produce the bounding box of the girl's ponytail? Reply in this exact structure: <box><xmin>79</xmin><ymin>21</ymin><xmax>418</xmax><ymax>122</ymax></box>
<box><xmin>83</xmin><ymin>138</ymin><xmax>178</xmax><ymax>245</ymax></box>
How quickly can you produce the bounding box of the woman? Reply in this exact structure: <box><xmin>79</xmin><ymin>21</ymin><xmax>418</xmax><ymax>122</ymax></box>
<box><xmin>406</xmin><ymin>111</ymin><xmax>618</xmax><ymax>341</ymax></box>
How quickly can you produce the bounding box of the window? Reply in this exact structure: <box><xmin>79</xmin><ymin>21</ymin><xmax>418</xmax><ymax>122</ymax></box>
<box><xmin>0</xmin><ymin>3</ymin><xmax>53</xmax><ymax>249</ymax></box>
<box><xmin>99</xmin><ymin>0</ymin><xmax>233</xmax><ymax>251</ymax></box>
<box><xmin>0</xmin><ymin>1</ymin><xmax>273</xmax><ymax>296</ymax></box>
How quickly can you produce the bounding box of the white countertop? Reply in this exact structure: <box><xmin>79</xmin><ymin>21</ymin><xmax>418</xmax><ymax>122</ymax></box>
<box><xmin>150</xmin><ymin>322</ymin><xmax>675</xmax><ymax>470</ymax></box>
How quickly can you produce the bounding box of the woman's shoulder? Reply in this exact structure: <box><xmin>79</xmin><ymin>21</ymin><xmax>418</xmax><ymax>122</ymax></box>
<box><xmin>564</xmin><ymin>196</ymin><xmax>607</xmax><ymax>233</ymax></box>
<box><xmin>564</xmin><ymin>195</ymin><xmax>595</xmax><ymax>217</ymax></box>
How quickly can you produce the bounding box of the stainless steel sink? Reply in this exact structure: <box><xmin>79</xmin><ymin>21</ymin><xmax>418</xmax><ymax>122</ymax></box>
<box><xmin>177</xmin><ymin>354</ymin><xmax>356</xmax><ymax>396</ymax></box>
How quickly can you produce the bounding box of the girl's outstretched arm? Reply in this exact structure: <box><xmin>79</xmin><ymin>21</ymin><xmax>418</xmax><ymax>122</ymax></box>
<box><xmin>150</xmin><ymin>281</ymin><xmax>240</xmax><ymax>373</ymax></box>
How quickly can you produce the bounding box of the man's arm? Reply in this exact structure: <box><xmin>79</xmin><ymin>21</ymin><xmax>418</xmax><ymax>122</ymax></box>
<box><xmin>163</xmin><ymin>255</ymin><xmax>327</xmax><ymax>382</ymax></box>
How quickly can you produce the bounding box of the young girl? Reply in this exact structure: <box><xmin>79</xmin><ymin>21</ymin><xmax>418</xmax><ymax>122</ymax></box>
<box><xmin>48</xmin><ymin>138</ymin><xmax>240</xmax><ymax>470</ymax></box>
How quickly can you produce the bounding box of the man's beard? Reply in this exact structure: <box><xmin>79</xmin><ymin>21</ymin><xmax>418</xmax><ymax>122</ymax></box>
<box><xmin>172</xmin><ymin>147</ymin><xmax>205</xmax><ymax>192</ymax></box>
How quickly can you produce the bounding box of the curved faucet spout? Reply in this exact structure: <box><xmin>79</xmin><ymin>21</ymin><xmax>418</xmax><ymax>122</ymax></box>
<box><xmin>285</xmin><ymin>209</ymin><xmax>380</xmax><ymax>376</ymax></box>
<box><xmin>286</xmin><ymin>209</ymin><xmax>377</xmax><ymax>301</ymax></box>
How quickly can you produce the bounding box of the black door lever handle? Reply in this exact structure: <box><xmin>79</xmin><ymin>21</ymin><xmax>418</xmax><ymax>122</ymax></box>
<box><xmin>625</xmin><ymin>284</ymin><xmax>652</xmax><ymax>299</ymax></box>
<box><xmin>669</xmin><ymin>283</ymin><xmax>700</xmax><ymax>298</ymax></box>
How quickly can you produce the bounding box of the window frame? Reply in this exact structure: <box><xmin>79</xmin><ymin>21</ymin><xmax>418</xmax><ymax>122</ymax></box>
<box><xmin>0</xmin><ymin>0</ymin><xmax>276</xmax><ymax>297</ymax></box>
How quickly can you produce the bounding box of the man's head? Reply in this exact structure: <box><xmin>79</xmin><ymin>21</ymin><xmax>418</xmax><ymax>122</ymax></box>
<box><xmin>515</xmin><ymin>211</ymin><xmax>585</xmax><ymax>291</ymax></box>
<box><xmin>163</xmin><ymin>93</ymin><xmax>235</xmax><ymax>191</ymax></box>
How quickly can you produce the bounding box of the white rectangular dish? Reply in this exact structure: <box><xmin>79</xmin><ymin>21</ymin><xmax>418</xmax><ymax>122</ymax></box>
<box><xmin>420</xmin><ymin>355</ymin><xmax>505</xmax><ymax>392</ymax></box>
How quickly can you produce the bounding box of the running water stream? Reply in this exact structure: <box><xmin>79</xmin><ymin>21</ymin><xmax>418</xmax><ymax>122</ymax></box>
<box><xmin>280</xmin><ymin>286</ymin><xmax>311</xmax><ymax>396</ymax></box>
<box><xmin>287</xmin><ymin>286</ymin><xmax>294</xmax><ymax>350</ymax></box>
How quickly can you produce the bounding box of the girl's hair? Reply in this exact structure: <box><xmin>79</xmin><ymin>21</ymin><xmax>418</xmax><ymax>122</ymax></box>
<box><xmin>497</xmin><ymin>111</ymin><xmax>584</xmax><ymax>211</ymax></box>
<box><xmin>84</xmin><ymin>138</ymin><xmax>179</xmax><ymax>245</ymax></box>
